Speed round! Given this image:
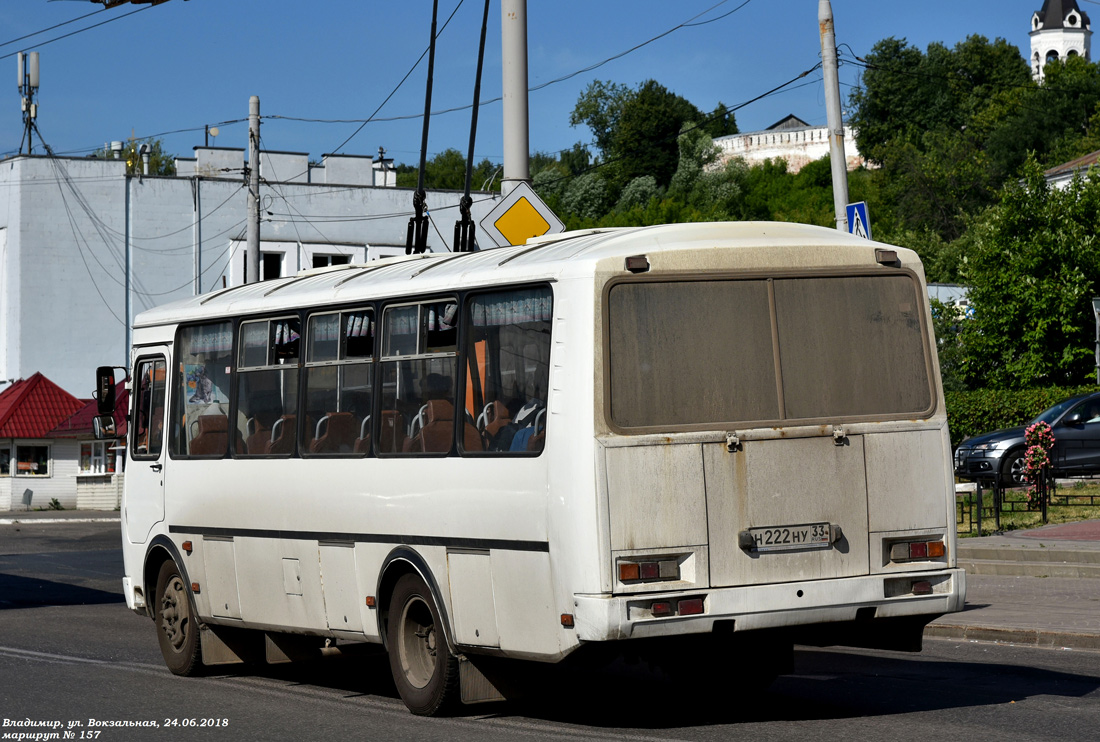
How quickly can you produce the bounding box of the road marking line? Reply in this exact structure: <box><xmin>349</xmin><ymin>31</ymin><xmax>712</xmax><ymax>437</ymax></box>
<box><xmin>0</xmin><ymin>645</ymin><xmax>685</xmax><ymax>740</ymax></box>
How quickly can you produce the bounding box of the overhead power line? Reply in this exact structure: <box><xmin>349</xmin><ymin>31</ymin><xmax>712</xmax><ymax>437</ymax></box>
<box><xmin>0</xmin><ymin>3</ymin><xmax>160</xmax><ymax>62</ymax></box>
<box><xmin>268</xmin><ymin>0</ymin><xmax>756</xmax><ymax>132</ymax></box>
<box><xmin>0</xmin><ymin>6</ymin><xmax>108</xmax><ymax>49</ymax></box>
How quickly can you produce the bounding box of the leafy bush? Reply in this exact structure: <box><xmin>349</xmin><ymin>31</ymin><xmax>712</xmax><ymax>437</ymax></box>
<box><xmin>945</xmin><ymin>385</ymin><xmax>1100</xmax><ymax>445</ymax></box>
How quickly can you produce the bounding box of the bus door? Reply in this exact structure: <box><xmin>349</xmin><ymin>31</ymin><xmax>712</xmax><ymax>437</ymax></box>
<box><xmin>126</xmin><ymin>352</ymin><xmax>168</xmax><ymax>544</ymax></box>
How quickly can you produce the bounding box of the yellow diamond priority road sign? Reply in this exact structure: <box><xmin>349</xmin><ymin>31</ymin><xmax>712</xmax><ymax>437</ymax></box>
<box><xmin>480</xmin><ymin>182</ymin><xmax>565</xmax><ymax>247</ymax></box>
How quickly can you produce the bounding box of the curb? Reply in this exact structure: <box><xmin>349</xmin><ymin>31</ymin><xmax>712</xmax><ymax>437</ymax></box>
<box><xmin>0</xmin><ymin>517</ymin><xmax>120</xmax><ymax>525</ymax></box>
<box><xmin>957</xmin><ymin>559</ymin><xmax>1100</xmax><ymax>579</ymax></box>
<box><xmin>926</xmin><ymin>623</ymin><xmax>1100</xmax><ymax>652</ymax></box>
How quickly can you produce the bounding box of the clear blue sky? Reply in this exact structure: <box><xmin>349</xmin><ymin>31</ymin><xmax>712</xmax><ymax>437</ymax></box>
<box><xmin>0</xmin><ymin>0</ymin><xmax>1078</xmax><ymax>168</ymax></box>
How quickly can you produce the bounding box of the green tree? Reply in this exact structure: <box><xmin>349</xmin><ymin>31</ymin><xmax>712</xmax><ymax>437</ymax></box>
<box><xmin>960</xmin><ymin>157</ymin><xmax>1100</xmax><ymax>389</ymax></box>
<box><xmin>848</xmin><ymin>35</ymin><xmax>1039</xmax><ymax>240</ymax></box>
<box><xmin>611</xmin><ymin>80</ymin><xmax>704</xmax><ymax>188</ymax></box>
<box><xmin>930</xmin><ymin>297</ymin><xmax>969</xmax><ymax>392</ymax></box>
<box><xmin>561</xmin><ymin>171</ymin><xmax>613</xmax><ymax>221</ymax></box>
<box><xmin>395</xmin><ymin>149</ymin><xmax>500</xmax><ymax>192</ymax></box>
<box><xmin>615</xmin><ymin>175</ymin><xmax>661</xmax><ymax>212</ymax></box>
<box><xmin>984</xmin><ymin>55</ymin><xmax>1100</xmax><ymax>178</ymax></box>
<box><xmin>570</xmin><ymin>79</ymin><xmax>706</xmax><ymax>189</ymax></box>
<box><xmin>569</xmin><ymin>80</ymin><xmax>631</xmax><ymax>156</ymax></box>
<box><xmin>701</xmin><ymin>102</ymin><xmax>738</xmax><ymax>138</ymax></box>
<box><xmin>848</xmin><ymin>35</ymin><xmax>1031</xmax><ymax>166</ymax></box>
<box><xmin>94</xmin><ymin>136</ymin><xmax>176</xmax><ymax>176</ymax></box>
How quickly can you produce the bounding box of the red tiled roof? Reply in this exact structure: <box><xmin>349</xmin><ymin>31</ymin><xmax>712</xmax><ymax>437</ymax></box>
<box><xmin>48</xmin><ymin>382</ymin><xmax>129</xmax><ymax>439</ymax></box>
<box><xmin>0</xmin><ymin>372</ymin><xmax>87</xmax><ymax>439</ymax></box>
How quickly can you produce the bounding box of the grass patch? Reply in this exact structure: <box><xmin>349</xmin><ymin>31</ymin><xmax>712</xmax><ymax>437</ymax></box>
<box><xmin>957</xmin><ymin>481</ymin><xmax>1100</xmax><ymax>537</ymax></box>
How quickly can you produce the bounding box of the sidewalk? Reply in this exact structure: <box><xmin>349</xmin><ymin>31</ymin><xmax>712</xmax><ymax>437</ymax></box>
<box><xmin>928</xmin><ymin>520</ymin><xmax>1100</xmax><ymax>651</ymax></box>
<box><xmin>3</xmin><ymin>510</ymin><xmax>1098</xmax><ymax>652</ymax></box>
<box><xmin>0</xmin><ymin>509</ymin><xmax>120</xmax><ymax>525</ymax></box>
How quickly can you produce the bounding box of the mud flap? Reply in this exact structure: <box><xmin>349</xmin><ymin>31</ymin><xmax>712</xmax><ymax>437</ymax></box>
<box><xmin>199</xmin><ymin>624</ymin><xmax>264</xmax><ymax>666</ymax></box>
<box><xmin>459</xmin><ymin>656</ymin><xmax>509</xmax><ymax>705</ymax></box>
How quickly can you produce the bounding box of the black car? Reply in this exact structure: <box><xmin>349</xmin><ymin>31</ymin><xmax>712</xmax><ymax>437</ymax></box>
<box><xmin>954</xmin><ymin>392</ymin><xmax>1100</xmax><ymax>487</ymax></box>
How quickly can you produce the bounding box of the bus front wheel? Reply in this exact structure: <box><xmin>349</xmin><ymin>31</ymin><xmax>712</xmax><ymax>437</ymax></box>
<box><xmin>387</xmin><ymin>573</ymin><xmax>459</xmax><ymax>716</ymax></box>
<box><xmin>154</xmin><ymin>559</ymin><xmax>203</xmax><ymax>676</ymax></box>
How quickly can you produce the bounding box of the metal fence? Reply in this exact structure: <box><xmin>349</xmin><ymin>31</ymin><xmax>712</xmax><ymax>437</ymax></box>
<box><xmin>956</xmin><ymin>475</ymin><xmax>1100</xmax><ymax>534</ymax></box>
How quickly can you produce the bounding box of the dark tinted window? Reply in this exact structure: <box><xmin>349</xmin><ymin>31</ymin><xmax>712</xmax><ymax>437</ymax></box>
<box><xmin>609</xmin><ymin>280</ymin><xmax>778</xmax><ymax>427</ymax></box>
<box><xmin>608</xmin><ymin>274</ymin><xmax>932</xmax><ymax>429</ymax></box>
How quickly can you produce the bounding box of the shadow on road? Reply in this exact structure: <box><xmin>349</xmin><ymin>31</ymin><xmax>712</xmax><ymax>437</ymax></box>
<box><xmin>190</xmin><ymin>643</ymin><xmax>1100</xmax><ymax>729</ymax></box>
<box><xmin>0</xmin><ymin>573</ymin><xmax>124</xmax><ymax>610</ymax></box>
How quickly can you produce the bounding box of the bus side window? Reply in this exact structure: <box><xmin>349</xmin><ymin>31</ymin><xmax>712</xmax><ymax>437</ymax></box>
<box><xmin>171</xmin><ymin>322</ymin><xmax>233</xmax><ymax>458</ymax></box>
<box><xmin>379</xmin><ymin>301</ymin><xmax>460</xmax><ymax>455</ymax></box>
<box><xmin>132</xmin><ymin>357</ymin><xmax>166</xmax><ymax>459</ymax></box>
<box><xmin>302</xmin><ymin>309</ymin><xmax>374</xmax><ymax>456</ymax></box>
<box><xmin>237</xmin><ymin>317</ymin><xmax>301</xmax><ymax>457</ymax></box>
<box><xmin>466</xmin><ymin>287</ymin><xmax>552</xmax><ymax>454</ymax></box>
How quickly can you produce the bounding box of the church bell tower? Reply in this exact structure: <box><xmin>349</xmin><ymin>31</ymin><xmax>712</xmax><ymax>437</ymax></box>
<box><xmin>1030</xmin><ymin>0</ymin><xmax>1092</xmax><ymax>82</ymax></box>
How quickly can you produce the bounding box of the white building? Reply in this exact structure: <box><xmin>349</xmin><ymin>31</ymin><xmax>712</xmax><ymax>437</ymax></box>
<box><xmin>712</xmin><ymin>114</ymin><xmax>865</xmax><ymax>174</ymax></box>
<box><xmin>0</xmin><ymin>148</ymin><xmax>499</xmax><ymax>398</ymax></box>
<box><xmin>1044</xmin><ymin>148</ymin><xmax>1100</xmax><ymax>189</ymax></box>
<box><xmin>1031</xmin><ymin>0</ymin><xmax>1092</xmax><ymax>81</ymax></box>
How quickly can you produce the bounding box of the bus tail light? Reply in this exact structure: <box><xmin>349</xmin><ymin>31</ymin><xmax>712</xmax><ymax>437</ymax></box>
<box><xmin>619</xmin><ymin>559</ymin><xmax>680</xmax><ymax>583</ymax></box>
<box><xmin>677</xmin><ymin>598</ymin><xmax>704</xmax><ymax>615</ymax></box>
<box><xmin>890</xmin><ymin>539</ymin><xmax>945</xmax><ymax>562</ymax></box>
<box><xmin>912</xmin><ymin>581</ymin><xmax>933</xmax><ymax>595</ymax></box>
<box><xmin>644</xmin><ymin>597</ymin><xmax>704</xmax><ymax>618</ymax></box>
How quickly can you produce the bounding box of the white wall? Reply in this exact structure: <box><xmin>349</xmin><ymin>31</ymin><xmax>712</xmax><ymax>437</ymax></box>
<box><xmin>0</xmin><ymin>439</ymin><xmax>81</xmax><ymax>510</ymax></box>
<box><xmin>713</xmin><ymin>125</ymin><xmax>865</xmax><ymax>174</ymax></box>
<box><xmin>0</xmin><ymin>154</ymin><xmax>503</xmax><ymax>397</ymax></box>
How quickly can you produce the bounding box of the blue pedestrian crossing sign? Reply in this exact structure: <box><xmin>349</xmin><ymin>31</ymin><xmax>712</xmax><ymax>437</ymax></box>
<box><xmin>846</xmin><ymin>201</ymin><xmax>872</xmax><ymax>240</ymax></box>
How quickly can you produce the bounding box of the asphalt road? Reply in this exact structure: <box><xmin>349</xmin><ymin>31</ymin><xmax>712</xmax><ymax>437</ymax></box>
<box><xmin>2</xmin><ymin>521</ymin><xmax>1099</xmax><ymax>742</ymax></box>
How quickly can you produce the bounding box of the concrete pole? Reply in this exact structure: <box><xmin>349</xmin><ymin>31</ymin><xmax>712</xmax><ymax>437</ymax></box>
<box><xmin>246</xmin><ymin>95</ymin><xmax>261</xmax><ymax>283</ymax></box>
<box><xmin>125</xmin><ymin>177</ymin><xmax>132</xmax><ymax>358</ymax></box>
<box><xmin>501</xmin><ymin>0</ymin><xmax>530</xmax><ymax>196</ymax></box>
<box><xmin>819</xmin><ymin>0</ymin><xmax>849</xmax><ymax>232</ymax></box>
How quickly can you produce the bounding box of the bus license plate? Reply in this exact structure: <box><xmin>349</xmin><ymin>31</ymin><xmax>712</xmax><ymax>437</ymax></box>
<box><xmin>747</xmin><ymin>523</ymin><xmax>831</xmax><ymax>552</ymax></box>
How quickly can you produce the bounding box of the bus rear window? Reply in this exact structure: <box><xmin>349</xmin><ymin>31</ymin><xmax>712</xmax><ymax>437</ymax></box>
<box><xmin>608</xmin><ymin>274</ymin><xmax>932</xmax><ymax>430</ymax></box>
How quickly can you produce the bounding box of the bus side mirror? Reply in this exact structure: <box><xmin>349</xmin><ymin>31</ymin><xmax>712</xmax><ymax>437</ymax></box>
<box><xmin>95</xmin><ymin>366</ymin><xmax>116</xmax><ymax>416</ymax></box>
<box><xmin>93</xmin><ymin>414</ymin><xmax>116</xmax><ymax>440</ymax></box>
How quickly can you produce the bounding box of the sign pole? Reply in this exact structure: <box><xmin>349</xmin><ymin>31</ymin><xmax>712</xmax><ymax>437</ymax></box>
<box><xmin>819</xmin><ymin>0</ymin><xmax>849</xmax><ymax>232</ymax></box>
<box><xmin>501</xmin><ymin>0</ymin><xmax>530</xmax><ymax>196</ymax></box>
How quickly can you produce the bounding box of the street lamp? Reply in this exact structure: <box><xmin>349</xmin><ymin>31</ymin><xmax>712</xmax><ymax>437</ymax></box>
<box><xmin>1092</xmin><ymin>297</ymin><xmax>1100</xmax><ymax>385</ymax></box>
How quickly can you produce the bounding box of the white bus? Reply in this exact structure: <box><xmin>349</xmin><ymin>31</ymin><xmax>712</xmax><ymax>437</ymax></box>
<box><xmin>101</xmin><ymin>222</ymin><xmax>965</xmax><ymax>715</ymax></box>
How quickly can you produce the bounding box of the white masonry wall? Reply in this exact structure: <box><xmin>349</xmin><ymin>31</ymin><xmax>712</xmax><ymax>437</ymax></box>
<box><xmin>713</xmin><ymin>125</ymin><xmax>865</xmax><ymax>174</ymax></box>
<box><xmin>0</xmin><ymin>153</ymin><xmax>501</xmax><ymax>397</ymax></box>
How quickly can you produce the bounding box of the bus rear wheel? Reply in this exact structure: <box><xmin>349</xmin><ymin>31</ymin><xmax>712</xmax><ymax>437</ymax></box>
<box><xmin>155</xmin><ymin>559</ymin><xmax>203</xmax><ymax>676</ymax></box>
<box><xmin>387</xmin><ymin>573</ymin><xmax>458</xmax><ymax>716</ymax></box>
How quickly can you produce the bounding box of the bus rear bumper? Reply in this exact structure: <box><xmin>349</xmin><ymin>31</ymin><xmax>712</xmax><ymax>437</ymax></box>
<box><xmin>573</xmin><ymin>568</ymin><xmax>966</xmax><ymax>643</ymax></box>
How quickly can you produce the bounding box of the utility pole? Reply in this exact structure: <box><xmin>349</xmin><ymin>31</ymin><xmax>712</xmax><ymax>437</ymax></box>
<box><xmin>500</xmin><ymin>0</ymin><xmax>530</xmax><ymax>196</ymax></box>
<box><xmin>819</xmin><ymin>0</ymin><xmax>849</xmax><ymax>232</ymax></box>
<box><xmin>246</xmin><ymin>95</ymin><xmax>260</xmax><ymax>283</ymax></box>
